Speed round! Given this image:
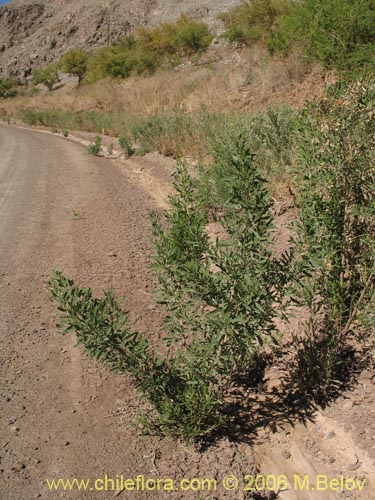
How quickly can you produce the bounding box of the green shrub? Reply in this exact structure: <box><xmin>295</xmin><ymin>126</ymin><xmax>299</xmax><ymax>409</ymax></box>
<box><xmin>0</xmin><ymin>78</ymin><xmax>17</xmax><ymax>98</ymax></box>
<box><xmin>88</xmin><ymin>136</ymin><xmax>102</xmax><ymax>155</ymax></box>
<box><xmin>33</xmin><ymin>65</ymin><xmax>59</xmax><ymax>91</ymax></box>
<box><xmin>132</xmin><ymin>51</ymin><xmax>159</xmax><ymax>75</ymax></box>
<box><xmin>137</xmin><ymin>15</ymin><xmax>213</xmax><ymax>56</ymax></box>
<box><xmin>60</xmin><ymin>48</ymin><xmax>89</xmax><ymax>85</ymax></box>
<box><xmin>48</xmin><ymin>136</ymin><xmax>290</xmax><ymax>442</ymax></box>
<box><xmin>171</xmin><ymin>15</ymin><xmax>213</xmax><ymax>55</ymax></box>
<box><xmin>47</xmin><ymin>272</ymin><xmax>223</xmax><ymax>442</ymax></box>
<box><xmin>220</xmin><ymin>0</ymin><xmax>375</xmax><ymax>74</ymax></box>
<box><xmin>270</xmin><ymin>0</ymin><xmax>375</xmax><ymax>74</ymax></box>
<box><xmin>101</xmin><ymin>51</ymin><xmax>134</xmax><ymax>79</ymax></box>
<box><xmin>86</xmin><ymin>16</ymin><xmax>212</xmax><ymax>82</ymax></box>
<box><xmin>220</xmin><ymin>0</ymin><xmax>288</xmax><ymax>46</ymax></box>
<box><xmin>119</xmin><ymin>135</ymin><xmax>134</xmax><ymax>157</ymax></box>
<box><xmin>18</xmin><ymin>109</ymin><xmax>129</xmax><ymax>136</ymax></box>
<box><xmin>292</xmin><ymin>78</ymin><xmax>375</xmax><ymax>391</ymax></box>
<box><xmin>96</xmin><ymin>47</ymin><xmax>160</xmax><ymax>80</ymax></box>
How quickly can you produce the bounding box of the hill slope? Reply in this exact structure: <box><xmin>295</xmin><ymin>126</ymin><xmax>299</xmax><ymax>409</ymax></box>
<box><xmin>0</xmin><ymin>0</ymin><xmax>239</xmax><ymax>79</ymax></box>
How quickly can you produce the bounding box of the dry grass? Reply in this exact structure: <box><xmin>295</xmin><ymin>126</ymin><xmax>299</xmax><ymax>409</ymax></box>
<box><xmin>1</xmin><ymin>45</ymin><xmax>332</xmax><ymax>122</ymax></box>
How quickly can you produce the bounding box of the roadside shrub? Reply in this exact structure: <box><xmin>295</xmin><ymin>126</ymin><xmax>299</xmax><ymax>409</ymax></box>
<box><xmin>118</xmin><ymin>135</ymin><xmax>134</xmax><ymax>157</ymax></box>
<box><xmin>292</xmin><ymin>78</ymin><xmax>375</xmax><ymax>392</ymax></box>
<box><xmin>88</xmin><ymin>136</ymin><xmax>102</xmax><ymax>156</ymax></box>
<box><xmin>47</xmin><ymin>272</ymin><xmax>223</xmax><ymax>442</ymax></box>
<box><xmin>129</xmin><ymin>114</ymin><xmax>190</xmax><ymax>156</ymax></box>
<box><xmin>17</xmin><ymin>109</ymin><xmax>129</xmax><ymax>136</ymax></box>
<box><xmin>48</xmin><ymin>136</ymin><xmax>290</xmax><ymax>442</ymax></box>
<box><xmin>207</xmin><ymin>105</ymin><xmax>298</xmax><ymax>202</ymax></box>
<box><xmin>248</xmin><ymin>105</ymin><xmax>297</xmax><ymax>167</ymax></box>
<box><xmin>129</xmin><ymin>111</ymin><xmax>224</xmax><ymax>158</ymax></box>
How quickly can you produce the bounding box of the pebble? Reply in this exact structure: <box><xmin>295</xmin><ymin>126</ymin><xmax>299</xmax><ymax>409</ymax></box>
<box><xmin>342</xmin><ymin>400</ymin><xmax>353</xmax><ymax>410</ymax></box>
<box><xmin>348</xmin><ymin>461</ymin><xmax>361</xmax><ymax>471</ymax></box>
<box><xmin>325</xmin><ymin>431</ymin><xmax>335</xmax><ymax>439</ymax></box>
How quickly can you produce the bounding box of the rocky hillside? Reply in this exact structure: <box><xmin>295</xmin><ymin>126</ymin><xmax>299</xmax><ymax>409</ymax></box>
<box><xmin>0</xmin><ymin>0</ymin><xmax>239</xmax><ymax>79</ymax></box>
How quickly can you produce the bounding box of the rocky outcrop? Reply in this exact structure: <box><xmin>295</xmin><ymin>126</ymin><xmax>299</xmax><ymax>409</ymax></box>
<box><xmin>0</xmin><ymin>0</ymin><xmax>239</xmax><ymax>80</ymax></box>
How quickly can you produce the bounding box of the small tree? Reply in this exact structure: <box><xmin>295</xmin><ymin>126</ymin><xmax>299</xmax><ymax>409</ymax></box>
<box><xmin>60</xmin><ymin>48</ymin><xmax>89</xmax><ymax>86</ymax></box>
<box><xmin>33</xmin><ymin>65</ymin><xmax>59</xmax><ymax>91</ymax></box>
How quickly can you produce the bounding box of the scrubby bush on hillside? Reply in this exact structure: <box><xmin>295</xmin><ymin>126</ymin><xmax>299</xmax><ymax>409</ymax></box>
<box><xmin>137</xmin><ymin>15</ymin><xmax>213</xmax><ymax>56</ymax></box>
<box><xmin>221</xmin><ymin>0</ymin><xmax>375</xmax><ymax>74</ymax></box>
<box><xmin>33</xmin><ymin>64</ymin><xmax>59</xmax><ymax>91</ymax></box>
<box><xmin>0</xmin><ymin>78</ymin><xmax>17</xmax><ymax>98</ymax></box>
<box><xmin>219</xmin><ymin>0</ymin><xmax>288</xmax><ymax>46</ymax></box>
<box><xmin>86</xmin><ymin>16</ymin><xmax>212</xmax><ymax>81</ymax></box>
<box><xmin>270</xmin><ymin>0</ymin><xmax>375</xmax><ymax>73</ymax></box>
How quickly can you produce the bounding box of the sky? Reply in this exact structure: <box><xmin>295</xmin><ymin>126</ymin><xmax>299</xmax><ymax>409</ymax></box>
<box><xmin>0</xmin><ymin>0</ymin><xmax>11</xmax><ymax>5</ymax></box>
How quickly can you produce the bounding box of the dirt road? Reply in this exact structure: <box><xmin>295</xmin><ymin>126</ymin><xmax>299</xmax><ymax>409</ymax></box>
<box><xmin>1</xmin><ymin>124</ymin><xmax>374</xmax><ymax>500</ymax></box>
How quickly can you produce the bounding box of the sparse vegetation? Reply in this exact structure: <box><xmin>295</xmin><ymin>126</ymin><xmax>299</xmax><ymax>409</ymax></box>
<box><xmin>33</xmin><ymin>64</ymin><xmax>59</xmax><ymax>91</ymax></box>
<box><xmin>0</xmin><ymin>78</ymin><xmax>17</xmax><ymax>98</ymax></box>
<box><xmin>88</xmin><ymin>135</ymin><xmax>102</xmax><ymax>155</ymax></box>
<box><xmin>221</xmin><ymin>0</ymin><xmax>375</xmax><ymax>74</ymax></box>
<box><xmin>219</xmin><ymin>0</ymin><xmax>288</xmax><ymax>47</ymax></box>
<box><xmin>118</xmin><ymin>135</ymin><xmax>134</xmax><ymax>157</ymax></box>
<box><xmin>270</xmin><ymin>0</ymin><xmax>375</xmax><ymax>73</ymax></box>
<box><xmin>84</xmin><ymin>16</ymin><xmax>212</xmax><ymax>82</ymax></box>
<box><xmin>108</xmin><ymin>141</ymin><xmax>114</xmax><ymax>155</ymax></box>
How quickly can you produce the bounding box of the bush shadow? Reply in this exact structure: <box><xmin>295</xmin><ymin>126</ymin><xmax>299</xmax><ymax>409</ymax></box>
<box><xmin>218</xmin><ymin>339</ymin><xmax>368</xmax><ymax>446</ymax></box>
